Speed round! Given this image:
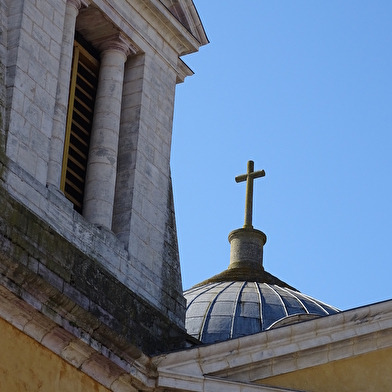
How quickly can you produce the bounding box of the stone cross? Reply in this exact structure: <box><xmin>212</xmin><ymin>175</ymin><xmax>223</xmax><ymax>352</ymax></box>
<box><xmin>235</xmin><ymin>160</ymin><xmax>265</xmax><ymax>229</ymax></box>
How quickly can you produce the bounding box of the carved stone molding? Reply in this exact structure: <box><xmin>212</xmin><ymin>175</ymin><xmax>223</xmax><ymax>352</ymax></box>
<box><xmin>95</xmin><ymin>33</ymin><xmax>137</xmax><ymax>59</ymax></box>
<box><xmin>67</xmin><ymin>0</ymin><xmax>89</xmax><ymax>11</ymax></box>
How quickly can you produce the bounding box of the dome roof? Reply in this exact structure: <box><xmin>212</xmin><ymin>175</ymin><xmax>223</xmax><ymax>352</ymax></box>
<box><xmin>184</xmin><ymin>161</ymin><xmax>340</xmax><ymax>345</ymax></box>
<box><xmin>185</xmin><ymin>281</ymin><xmax>339</xmax><ymax>344</ymax></box>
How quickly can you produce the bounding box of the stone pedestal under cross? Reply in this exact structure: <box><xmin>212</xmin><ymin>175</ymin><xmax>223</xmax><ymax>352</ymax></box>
<box><xmin>235</xmin><ymin>160</ymin><xmax>265</xmax><ymax>229</ymax></box>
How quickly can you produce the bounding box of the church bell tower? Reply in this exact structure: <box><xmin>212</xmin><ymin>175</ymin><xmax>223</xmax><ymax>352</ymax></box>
<box><xmin>0</xmin><ymin>0</ymin><xmax>208</xmax><ymax>370</ymax></box>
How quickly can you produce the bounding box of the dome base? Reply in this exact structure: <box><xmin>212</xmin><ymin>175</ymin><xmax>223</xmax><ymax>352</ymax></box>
<box><xmin>190</xmin><ymin>267</ymin><xmax>297</xmax><ymax>291</ymax></box>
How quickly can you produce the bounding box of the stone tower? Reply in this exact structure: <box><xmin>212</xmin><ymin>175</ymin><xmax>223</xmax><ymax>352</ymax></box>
<box><xmin>0</xmin><ymin>0</ymin><xmax>208</xmax><ymax>368</ymax></box>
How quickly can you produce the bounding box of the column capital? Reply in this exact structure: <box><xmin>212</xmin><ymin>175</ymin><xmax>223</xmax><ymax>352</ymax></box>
<box><xmin>95</xmin><ymin>33</ymin><xmax>137</xmax><ymax>59</ymax></box>
<box><xmin>67</xmin><ymin>0</ymin><xmax>90</xmax><ymax>10</ymax></box>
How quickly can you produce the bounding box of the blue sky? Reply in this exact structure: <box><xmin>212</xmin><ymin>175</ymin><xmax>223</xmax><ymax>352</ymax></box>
<box><xmin>171</xmin><ymin>1</ymin><xmax>392</xmax><ymax>311</ymax></box>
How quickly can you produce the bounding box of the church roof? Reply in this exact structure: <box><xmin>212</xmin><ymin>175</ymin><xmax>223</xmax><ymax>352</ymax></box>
<box><xmin>185</xmin><ymin>281</ymin><xmax>339</xmax><ymax>344</ymax></box>
<box><xmin>184</xmin><ymin>161</ymin><xmax>340</xmax><ymax>344</ymax></box>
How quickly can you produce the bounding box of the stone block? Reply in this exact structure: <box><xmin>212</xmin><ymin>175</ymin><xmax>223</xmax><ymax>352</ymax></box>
<box><xmin>21</xmin><ymin>289</ymin><xmax>44</xmax><ymax>313</ymax></box>
<box><xmin>81</xmin><ymin>353</ymin><xmax>124</xmax><ymax>389</ymax></box>
<box><xmin>156</xmin><ymin>109</ymin><xmax>172</xmax><ymax>131</ymax></box>
<box><xmin>37</xmin><ymin>0</ymin><xmax>55</xmax><ymax>20</ymax></box>
<box><xmin>53</xmin><ymin>9</ymin><xmax>64</xmax><ymax>32</ymax></box>
<box><xmin>61</xmin><ymin>340</ymin><xmax>95</xmax><ymax>368</ymax></box>
<box><xmin>327</xmin><ymin>340</ymin><xmax>354</xmax><ymax>362</ymax></box>
<box><xmin>17</xmin><ymin>143</ymin><xmax>38</xmax><ymax>179</ymax></box>
<box><xmin>111</xmin><ymin>377</ymin><xmax>138</xmax><ymax>392</ymax></box>
<box><xmin>19</xmin><ymin>29</ymin><xmax>41</xmax><ymax>62</ymax></box>
<box><xmin>0</xmin><ymin>293</ymin><xmax>32</xmax><ymax>330</ymax></box>
<box><xmin>130</xmin><ymin>212</ymin><xmax>150</xmax><ymax>246</ymax></box>
<box><xmin>31</xmin><ymin>128</ymin><xmax>50</xmax><ymax>159</ymax></box>
<box><xmin>38</xmin><ymin>45</ymin><xmax>59</xmax><ymax>78</ymax></box>
<box><xmin>41</xmin><ymin>111</ymin><xmax>53</xmax><ymax>138</ymax></box>
<box><xmin>22</xmin><ymin>96</ymin><xmax>42</xmax><ymax>130</ymax></box>
<box><xmin>296</xmin><ymin>344</ymin><xmax>329</xmax><ymax>370</ymax></box>
<box><xmin>5</xmin><ymin>132</ymin><xmax>19</xmax><ymax>161</ymax></box>
<box><xmin>63</xmin><ymin>282</ymin><xmax>90</xmax><ymax>309</ymax></box>
<box><xmin>32</xmin><ymin>22</ymin><xmax>51</xmax><ymax>49</ymax></box>
<box><xmin>7</xmin><ymin>28</ymin><xmax>22</xmax><ymax>51</ymax></box>
<box><xmin>35</xmin><ymin>157</ymin><xmax>47</xmax><ymax>184</ymax></box>
<box><xmin>23</xmin><ymin>1</ymin><xmax>44</xmax><ymax>27</ymax></box>
<box><xmin>45</xmin><ymin>70</ymin><xmax>58</xmax><ymax>99</ymax></box>
<box><xmin>43</xmin><ymin>16</ymin><xmax>63</xmax><ymax>45</ymax></box>
<box><xmin>34</xmin><ymin>81</ymin><xmax>54</xmax><ymax>114</ymax></box>
<box><xmin>23</xmin><ymin>311</ymin><xmax>57</xmax><ymax>342</ymax></box>
<box><xmin>38</xmin><ymin>262</ymin><xmax>64</xmax><ymax>292</ymax></box>
<box><xmin>124</xmin><ymin>75</ymin><xmax>144</xmax><ymax>95</ymax></box>
<box><xmin>8</xmin><ymin>1</ymin><xmax>23</xmax><ymax>17</ymax></box>
<box><xmin>16</xmin><ymin>47</ymin><xmax>30</xmax><ymax>73</ymax></box>
<box><xmin>49</xmin><ymin>38</ymin><xmax>61</xmax><ymax>61</ymax></box>
<box><xmin>41</xmin><ymin>325</ymin><xmax>73</xmax><ymax>355</ymax></box>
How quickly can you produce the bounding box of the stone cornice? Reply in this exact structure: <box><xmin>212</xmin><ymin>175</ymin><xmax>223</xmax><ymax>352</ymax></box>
<box><xmin>139</xmin><ymin>0</ymin><xmax>208</xmax><ymax>52</ymax></box>
<box><xmin>0</xmin><ymin>285</ymin><xmax>155</xmax><ymax>391</ymax></box>
<box><xmin>155</xmin><ymin>299</ymin><xmax>392</xmax><ymax>386</ymax></box>
<box><xmin>176</xmin><ymin>58</ymin><xmax>193</xmax><ymax>84</ymax></box>
<box><xmin>80</xmin><ymin>0</ymin><xmax>202</xmax><ymax>82</ymax></box>
<box><xmin>67</xmin><ymin>0</ymin><xmax>91</xmax><ymax>9</ymax></box>
<box><xmin>91</xmin><ymin>0</ymin><xmax>204</xmax><ymax>56</ymax></box>
<box><xmin>157</xmin><ymin>372</ymin><xmax>299</xmax><ymax>392</ymax></box>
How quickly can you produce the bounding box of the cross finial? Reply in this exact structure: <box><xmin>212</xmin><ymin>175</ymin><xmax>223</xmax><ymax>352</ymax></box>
<box><xmin>235</xmin><ymin>160</ymin><xmax>265</xmax><ymax>229</ymax></box>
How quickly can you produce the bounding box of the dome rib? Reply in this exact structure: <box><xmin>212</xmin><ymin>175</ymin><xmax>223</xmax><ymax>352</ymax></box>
<box><xmin>254</xmin><ymin>281</ymin><xmax>264</xmax><ymax>332</ymax></box>
<box><xmin>266</xmin><ymin>283</ymin><xmax>289</xmax><ymax>317</ymax></box>
<box><xmin>230</xmin><ymin>281</ymin><xmax>247</xmax><ymax>339</ymax></box>
<box><xmin>298</xmin><ymin>291</ymin><xmax>340</xmax><ymax>315</ymax></box>
<box><xmin>199</xmin><ymin>282</ymin><xmax>236</xmax><ymax>343</ymax></box>
<box><xmin>275</xmin><ymin>286</ymin><xmax>310</xmax><ymax>315</ymax></box>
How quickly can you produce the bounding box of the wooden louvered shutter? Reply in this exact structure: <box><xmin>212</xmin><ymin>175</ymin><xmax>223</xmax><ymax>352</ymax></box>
<box><xmin>61</xmin><ymin>39</ymin><xmax>99</xmax><ymax>213</ymax></box>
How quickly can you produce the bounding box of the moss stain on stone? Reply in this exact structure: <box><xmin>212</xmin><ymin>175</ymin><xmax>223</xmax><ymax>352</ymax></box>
<box><xmin>0</xmin><ymin>165</ymin><xmax>189</xmax><ymax>355</ymax></box>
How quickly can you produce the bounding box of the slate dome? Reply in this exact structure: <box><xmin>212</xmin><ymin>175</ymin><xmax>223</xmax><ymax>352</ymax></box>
<box><xmin>184</xmin><ymin>161</ymin><xmax>340</xmax><ymax>344</ymax></box>
<box><xmin>184</xmin><ymin>281</ymin><xmax>339</xmax><ymax>344</ymax></box>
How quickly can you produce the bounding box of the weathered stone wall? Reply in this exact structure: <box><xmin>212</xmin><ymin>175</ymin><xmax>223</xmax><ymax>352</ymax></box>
<box><xmin>0</xmin><ymin>167</ymin><xmax>188</xmax><ymax>354</ymax></box>
<box><xmin>0</xmin><ymin>0</ymin><xmax>8</xmax><ymax>153</ymax></box>
<box><xmin>113</xmin><ymin>50</ymin><xmax>183</xmax><ymax>325</ymax></box>
<box><xmin>6</xmin><ymin>0</ymin><xmax>65</xmax><ymax>184</ymax></box>
<box><xmin>0</xmin><ymin>0</ymin><xmax>207</xmax><ymax>351</ymax></box>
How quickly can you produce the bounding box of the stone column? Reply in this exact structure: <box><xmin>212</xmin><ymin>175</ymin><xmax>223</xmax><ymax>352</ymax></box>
<box><xmin>83</xmin><ymin>35</ymin><xmax>132</xmax><ymax>230</ymax></box>
<box><xmin>47</xmin><ymin>0</ymin><xmax>88</xmax><ymax>188</ymax></box>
